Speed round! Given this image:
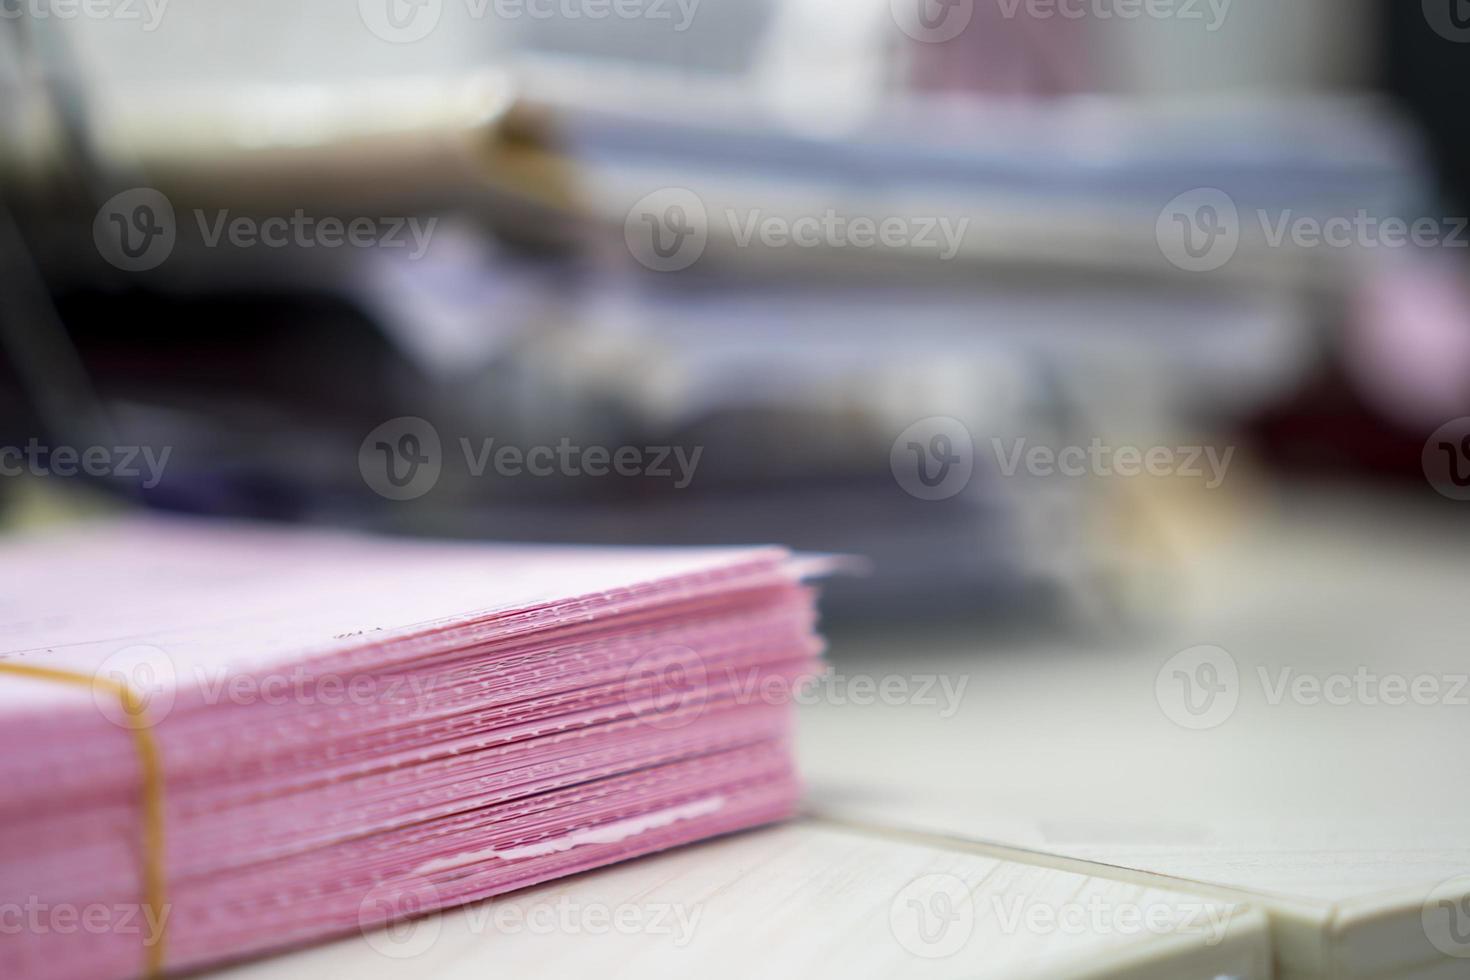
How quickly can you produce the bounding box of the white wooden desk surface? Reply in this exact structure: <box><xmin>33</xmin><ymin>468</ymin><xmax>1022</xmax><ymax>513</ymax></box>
<box><xmin>215</xmin><ymin>821</ymin><xmax>1269</xmax><ymax>980</ymax></box>
<box><xmin>804</xmin><ymin>487</ymin><xmax>1470</xmax><ymax>979</ymax></box>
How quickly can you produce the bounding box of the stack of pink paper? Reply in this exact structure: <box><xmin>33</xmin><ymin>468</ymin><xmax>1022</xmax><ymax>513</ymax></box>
<box><xmin>0</xmin><ymin>519</ymin><xmax>827</xmax><ymax>980</ymax></box>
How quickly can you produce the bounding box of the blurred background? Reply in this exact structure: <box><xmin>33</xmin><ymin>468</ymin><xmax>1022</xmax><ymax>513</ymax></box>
<box><xmin>2</xmin><ymin>0</ymin><xmax>1469</xmax><ymax>636</ymax></box>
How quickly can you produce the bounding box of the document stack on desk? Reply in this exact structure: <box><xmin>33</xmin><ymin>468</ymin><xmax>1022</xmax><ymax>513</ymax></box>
<box><xmin>0</xmin><ymin>519</ymin><xmax>827</xmax><ymax>980</ymax></box>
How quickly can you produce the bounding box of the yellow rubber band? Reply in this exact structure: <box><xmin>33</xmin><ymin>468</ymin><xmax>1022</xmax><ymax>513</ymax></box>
<box><xmin>0</xmin><ymin>661</ymin><xmax>167</xmax><ymax>979</ymax></box>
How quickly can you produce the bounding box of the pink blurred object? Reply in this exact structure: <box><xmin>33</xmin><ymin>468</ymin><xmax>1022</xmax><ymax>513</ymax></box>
<box><xmin>1348</xmin><ymin>250</ymin><xmax>1470</xmax><ymax>426</ymax></box>
<box><xmin>0</xmin><ymin>520</ymin><xmax>828</xmax><ymax>980</ymax></box>
<box><xmin>907</xmin><ymin>0</ymin><xmax>1097</xmax><ymax>96</ymax></box>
